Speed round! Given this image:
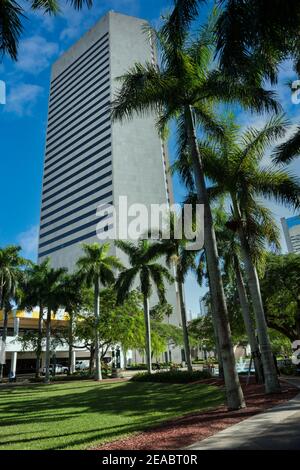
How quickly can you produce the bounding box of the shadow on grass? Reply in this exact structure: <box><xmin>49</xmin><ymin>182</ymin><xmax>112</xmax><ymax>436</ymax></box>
<box><xmin>0</xmin><ymin>381</ymin><xmax>224</xmax><ymax>450</ymax></box>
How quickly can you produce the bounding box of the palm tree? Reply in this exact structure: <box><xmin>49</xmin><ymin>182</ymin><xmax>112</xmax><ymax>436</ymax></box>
<box><xmin>115</xmin><ymin>239</ymin><xmax>173</xmax><ymax>374</ymax></box>
<box><xmin>176</xmin><ymin>114</ymin><xmax>300</xmax><ymax>393</ymax></box>
<box><xmin>0</xmin><ymin>0</ymin><xmax>93</xmax><ymax>60</ymax></box>
<box><xmin>150</xmin><ymin>214</ymin><xmax>196</xmax><ymax>373</ymax></box>
<box><xmin>212</xmin><ymin>203</ymin><xmax>280</xmax><ymax>384</ymax></box>
<box><xmin>59</xmin><ymin>273</ymin><xmax>88</xmax><ymax>375</ymax></box>
<box><xmin>76</xmin><ymin>243</ymin><xmax>123</xmax><ymax>381</ymax></box>
<box><xmin>20</xmin><ymin>258</ymin><xmax>51</xmax><ymax>378</ymax></box>
<box><xmin>109</xmin><ymin>8</ymin><xmax>279</xmax><ymax>408</ymax></box>
<box><xmin>0</xmin><ymin>245</ymin><xmax>25</xmax><ymax>381</ymax></box>
<box><xmin>43</xmin><ymin>266</ymin><xmax>67</xmax><ymax>384</ymax></box>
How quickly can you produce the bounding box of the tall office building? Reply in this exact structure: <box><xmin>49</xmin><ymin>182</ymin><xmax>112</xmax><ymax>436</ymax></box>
<box><xmin>38</xmin><ymin>11</ymin><xmax>172</xmax><ymax>268</ymax></box>
<box><xmin>281</xmin><ymin>216</ymin><xmax>300</xmax><ymax>254</ymax></box>
<box><xmin>38</xmin><ymin>12</ymin><xmax>180</xmax><ymax>331</ymax></box>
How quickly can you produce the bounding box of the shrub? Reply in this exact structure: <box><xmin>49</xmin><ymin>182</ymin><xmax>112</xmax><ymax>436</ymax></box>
<box><xmin>278</xmin><ymin>364</ymin><xmax>298</xmax><ymax>376</ymax></box>
<box><xmin>131</xmin><ymin>369</ymin><xmax>212</xmax><ymax>383</ymax></box>
<box><xmin>126</xmin><ymin>363</ymin><xmax>147</xmax><ymax>371</ymax></box>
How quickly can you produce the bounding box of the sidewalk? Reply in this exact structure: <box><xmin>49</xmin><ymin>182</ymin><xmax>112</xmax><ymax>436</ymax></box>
<box><xmin>187</xmin><ymin>379</ymin><xmax>300</xmax><ymax>450</ymax></box>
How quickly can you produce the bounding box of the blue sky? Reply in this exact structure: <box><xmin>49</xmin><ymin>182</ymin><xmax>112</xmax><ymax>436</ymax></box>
<box><xmin>0</xmin><ymin>0</ymin><xmax>299</xmax><ymax>316</ymax></box>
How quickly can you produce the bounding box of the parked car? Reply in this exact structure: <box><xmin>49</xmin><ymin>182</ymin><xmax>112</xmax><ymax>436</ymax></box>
<box><xmin>75</xmin><ymin>360</ymin><xmax>89</xmax><ymax>371</ymax></box>
<box><xmin>41</xmin><ymin>364</ymin><xmax>68</xmax><ymax>375</ymax></box>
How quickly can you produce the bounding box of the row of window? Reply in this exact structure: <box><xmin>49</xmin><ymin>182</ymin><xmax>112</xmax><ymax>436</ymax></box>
<box><xmin>39</xmin><ymin>198</ymin><xmax>113</xmax><ymax>239</ymax></box>
<box><xmin>48</xmin><ymin>53</ymin><xmax>110</xmax><ymax>119</ymax></box>
<box><xmin>41</xmin><ymin>178</ymin><xmax>112</xmax><ymax>221</ymax></box>
<box><xmin>45</xmin><ymin>121</ymin><xmax>111</xmax><ymax>172</ymax></box>
<box><xmin>43</xmin><ymin>142</ymin><xmax>111</xmax><ymax>186</ymax></box>
<box><xmin>48</xmin><ymin>65</ymin><xmax>110</xmax><ymax>124</ymax></box>
<box><xmin>39</xmin><ymin>223</ymin><xmax>113</xmax><ymax>258</ymax></box>
<box><xmin>43</xmin><ymin>149</ymin><xmax>111</xmax><ymax>194</ymax></box>
<box><xmin>39</xmin><ymin>212</ymin><xmax>112</xmax><ymax>249</ymax></box>
<box><xmin>49</xmin><ymin>40</ymin><xmax>110</xmax><ymax>105</ymax></box>
<box><xmin>47</xmin><ymin>72</ymin><xmax>109</xmax><ymax>144</ymax></box>
<box><xmin>46</xmin><ymin>92</ymin><xmax>110</xmax><ymax>141</ymax></box>
<box><xmin>42</xmin><ymin>169</ymin><xmax>112</xmax><ymax>212</ymax></box>
<box><xmin>50</xmin><ymin>32</ymin><xmax>109</xmax><ymax>92</ymax></box>
<box><xmin>42</xmin><ymin>160</ymin><xmax>112</xmax><ymax>205</ymax></box>
<box><xmin>46</xmin><ymin>112</ymin><xmax>110</xmax><ymax>165</ymax></box>
<box><xmin>40</xmin><ymin>191</ymin><xmax>113</xmax><ymax>231</ymax></box>
<box><xmin>45</xmin><ymin>110</ymin><xmax>110</xmax><ymax>162</ymax></box>
<box><xmin>44</xmin><ymin>139</ymin><xmax>111</xmax><ymax>182</ymax></box>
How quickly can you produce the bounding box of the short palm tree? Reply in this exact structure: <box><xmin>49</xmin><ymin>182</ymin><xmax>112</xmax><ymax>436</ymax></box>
<box><xmin>150</xmin><ymin>214</ymin><xmax>197</xmax><ymax>373</ymax></box>
<box><xmin>76</xmin><ymin>242</ymin><xmax>123</xmax><ymax>381</ymax></box>
<box><xmin>109</xmin><ymin>7</ymin><xmax>279</xmax><ymax>407</ymax></box>
<box><xmin>115</xmin><ymin>239</ymin><xmax>173</xmax><ymax>374</ymax></box>
<box><xmin>59</xmin><ymin>273</ymin><xmax>88</xmax><ymax>375</ymax></box>
<box><xmin>0</xmin><ymin>245</ymin><xmax>25</xmax><ymax>381</ymax></box>
<box><xmin>20</xmin><ymin>258</ymin><xmax>51</xmax><ymax>378</ymax></box>
<box><xmin>43</xmin><ymin>266</ymin><xmax>67</xmax><ymax>384</ymax></box>
<box><xmin>0</xmin><ymin>0</ymin><xmax>93</xmax><ymax>60</ymax></box>
<box><xmin>176</xmin><ymin>114</ymin><xmax>300</xmax><ymax>393</ymax></box>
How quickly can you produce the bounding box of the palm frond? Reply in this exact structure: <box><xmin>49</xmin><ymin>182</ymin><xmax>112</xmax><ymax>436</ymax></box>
<box><xmin>111</xmin><ymin>62</ymin><xmax>172</xmax><ymax>123</ymax></box>
<box><xmin>252</xmin><ymin>166</ymin><xmax>300</xmax><ymax>210</ymax></box>
<box><xmin>239</xmin><ymin>114</ymin><xmax>288</xmax><ymax>163</ymax></box>
<box><xmin>272</xmin><ymin>125</ymin><xmax>300</xmax><ymax>164</ymax></box>
<box><xmin>30</xmin><ymin>1</ymin><xmax>60</xmax><ymax>14</ymax></box>
<box><xmin>0</xmin><ymin>0</ymin><xmax>24</xmax><ymax>60</ymax></box>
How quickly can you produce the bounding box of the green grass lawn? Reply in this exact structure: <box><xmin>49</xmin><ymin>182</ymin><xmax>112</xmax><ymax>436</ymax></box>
<box><xmin>0</xmin><ymin>380</ymin><xmax>224</xmax><ymax>450</ymax></box>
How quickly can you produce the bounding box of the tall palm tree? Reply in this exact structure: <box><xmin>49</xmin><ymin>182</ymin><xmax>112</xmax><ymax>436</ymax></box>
<box><xmin>115</xmin><ymin>239</ymin><xmax>173</xmax><ymax>374</ymax></box>
<box><xmin>20</xmin><ymin>258</ymin><xmax>51</xmax><ymax>378</ymax></box>
<box><xmin>43</xmin><ymin>266</ymin><xmax>67</xmax><ymax>384</ymax></box>
<box><xmin>0</xmin><ymin>245</ymin><xmax>25</xmax><ymax>381</ymax></box>
<box><xmin>150</xmin><ymin>214</ymin><xmax>196</xmax><ymax>373</ymax></box>
<box><xmin>176</xmin><ymin>114</ymin><xmax>300</xmax><ymax>393</ymax></box>
<box><xmin>76</xmin><ymin>242</ymin><xmax>123</xmax><ymax>381</ymax></box>
<box><xmin>0</xmin><ymin>0</ymin><xmax>93</xmax><ymax>60</ymax></box>
<box><xmin>109</xmin><ymin>8</ymin><xmax>279</xmax><ymax>408</ymax></box>
<box><xmin>213</xmin><ymin>204</ymin><xmax>281</xmax><ymax>384</ymax></box>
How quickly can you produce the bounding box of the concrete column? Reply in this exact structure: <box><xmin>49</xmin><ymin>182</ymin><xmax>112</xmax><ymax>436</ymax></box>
<box><xmin>10</xmin><ymin>352</ymin><xmax>17</xmax><ymax>376</ymax></box>
<box><xmin>71</xmin><ymin>350</ymin><xmax>76</xmax><ymax>373</ymax></box>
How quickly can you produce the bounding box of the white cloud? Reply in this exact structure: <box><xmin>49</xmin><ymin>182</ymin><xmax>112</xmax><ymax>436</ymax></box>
<box><xmin>17</xmin><ymin>225</ymin><xmax>39</xmax><ymax>261</ymax></box>
<box><xmin>5</xmin><ymin>83</ymin><xmax>43</xmax><ymax>116</ymax></box>
<box><xmin>15</xmin><ymin>36</ymin><xmax>59</xmax><ymax>74</ymax></box>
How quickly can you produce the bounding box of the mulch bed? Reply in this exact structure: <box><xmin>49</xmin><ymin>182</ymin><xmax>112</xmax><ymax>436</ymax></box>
<box><xmin>92</xmin><ymin>378</ymin><xmax>298</xmax><ymax>450</ymax></box>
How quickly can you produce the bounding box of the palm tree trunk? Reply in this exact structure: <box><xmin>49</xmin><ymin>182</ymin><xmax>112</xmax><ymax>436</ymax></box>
<box><xmin>35</xmin><ymin>303</ymin><xmax>43</xmax><ymax>379</ymax></box>
<box><xmin>231</xmin><ymin>197</ymin><xmax>280</xmax><ymax>394</ymax></box>
<box><xmin>94</xmin><ymin>278</ymin><xmax>102</xmax><ymax>381</ymax></box>
<box><xmin>185</xmin><ymin>105</ymin><xmax>245</xmax><ymax>410</ymax></box>
<box><xmin>205</xmin><ymin>272</ymin><xmax>224</xmax><ymax>379</ymax></box>
<box><xmin>143</xmin><ymin>295</ymin><xmax>152</xmax><ymax>374</ymax></box>
<box><xmin>0</xmin><ymin>306</ymin><xmax>9</xmax><ymax>382</ymax></box>
<box><xmin>44</xmin><ymin>306</ymin><xmax>51</xmax><ymax>384</ymax></box>
<box><xmin>233</xmin><ymin>255</ymin><xmax>264</xmax><ymax>384</ymax></box>
<box><xmin>68</xmin><ymin>313</ymin><xmax>73</xmax><ymax>375</ymax></box>
<box><xmin>177</xmin><ymin>274</ymin><xmax>193</xmax><ymax>373</ymax></box>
